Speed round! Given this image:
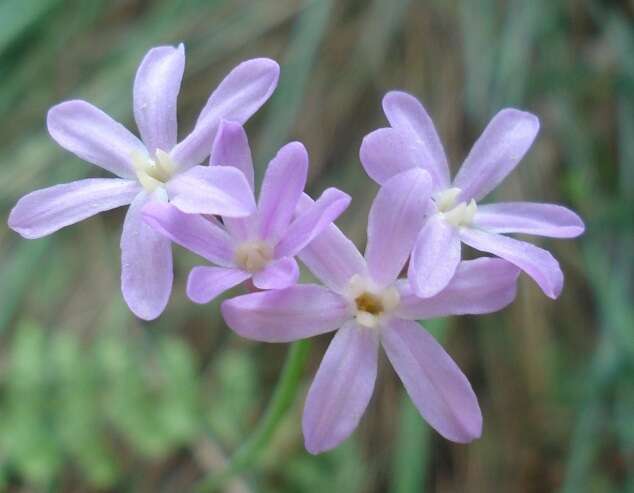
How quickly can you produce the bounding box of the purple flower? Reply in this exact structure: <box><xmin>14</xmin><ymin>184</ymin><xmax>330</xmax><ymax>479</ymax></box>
<box><xmin>143</xmin><ymin>120</ymin><xmax>351</xmax><ymax>304</ymax></box>
<box><xmin>221</xmin><ymin>168</ymin><xmax>520</xmax><ymax>454</ymax></box>
<box><xmin>8</xmin><ymin>44</ymin><xmax>280</xmax><ymax>320</ymax></box>
<box><xmin>360</xmin><ymin>91</ymin><xmax>585</xmax><ymax>299</ymax></box>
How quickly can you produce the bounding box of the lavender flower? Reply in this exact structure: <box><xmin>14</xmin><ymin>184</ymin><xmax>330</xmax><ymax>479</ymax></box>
<box><xmin>360</xmin><ymin>91</ymin><xmax>584</xmax><ymax>299</ymax></box>
<box><xmin>8</xmin><ymin>44</ymin><xmax>279</xmax><ymax>320</ymax></box>
<box><xmin>143</xmin><ymin>120</ymin><xmax>351</xmax><ymax>303</ymax></box>
<box><xmin>221</xmin><ymin>168</ymin><xmax>520</xmax><ymax>454</ymax></box>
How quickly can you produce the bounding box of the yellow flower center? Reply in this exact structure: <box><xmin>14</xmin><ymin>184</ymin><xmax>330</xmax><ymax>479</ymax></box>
<box><xmin>132</xmin><ymin>149</ymin><xmax>176</xmax><ymax>192</ymax></box>
<box><xmin>345</xmin><ymin>274</ymin><xmax>400</xmax><ymax>328</ymax></box>
<box><xmin>434</xmin><ymin>187</ymin><xmax>477</xmax><ymax>227</ymax></box>
<box><xmin>234</xmin><ymin>240</ymin><xmax>273</xmax><ymax>273</ymax></box>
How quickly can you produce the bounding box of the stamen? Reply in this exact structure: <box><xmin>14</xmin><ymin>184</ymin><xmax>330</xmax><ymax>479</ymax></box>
<box><xmin>434</xmin><ymin>187</ymin><xmax>477</xmax><ymax>227</ymax></box>
<box><xmin>132</xmin><ymin>149</ymin><xmax>176</xmax><ymax>192</ymax></box>
<box><xmin>234</xmin><ymin>241</ymin><xmax>273</xmax><ymax>273</ymax></box>
<box><xmin>344</xmin><ymin>275</ymin><xmax>400</xmax><ymax>329</ymax></box>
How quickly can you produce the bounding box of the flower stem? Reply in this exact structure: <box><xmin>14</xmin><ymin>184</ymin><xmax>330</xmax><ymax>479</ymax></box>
<box><xmin>194</xmin><ymin>340</ymin><xmax>311</xmax><ymax>492</ymax></box>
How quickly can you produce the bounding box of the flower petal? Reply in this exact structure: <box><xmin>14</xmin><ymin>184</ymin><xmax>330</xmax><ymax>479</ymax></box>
<box><xmin>167</xmin><ymin>165</ymin><xmax>256</xmax><ymax>217</ymax></box>
<box><xmin>473</xmin><ymin>202</ymin><xmax>585</xmax><ymax>238</ymax></box>
<box><xmin>382</xmin><ymin>91</ymin><xmax>450</xmax><ymax>190</ymax></box>
<box><xmin>221</xmin><ymin>284</ymin><xmax>350</xmax><ymax>342</ymax></box>
<box><xmin>47</xmin><ymin>100</ymin><xmax>146</xmax><ymax>179</ymax></box>
<box><xmin>365</xmin><ymin>168</ymin><xmax>432</xmax><ymax>287</ymax></box>
<box><xmin>9</xmin><ymin>178</ymin><xmax>140</xmax><ymax>239</ymax></box>
<box><xmin>453</xmin><ymin>109</ymin><xmax>540</xmax><ymax>202</ymax></box>
<box><xmin>133</xmin><ymin>44</ymin><xmax>185</xmax><ymax>154</ymax></box>
<box><xmin>257</xmin><ymin>141</ymin><xmax>308</xmax><ymax>242</ymax></box>
<box><xmin>359</xmin><ymin>127</ymin><xmax>420</xmax><ymax>185</ymax></box>
<box><xmin>275</xmin><ymin>188</ymin><xmax>351</xmax><ymax>258</ymax></box>
<box><xmin>210</xmin><ymin>119</ymin><xmax>255</xmax><ymax>190</ymax></box>
<box><xmin>121</xmin><ymin>192</ymin><xmax>173</xmax><ymax>320</ymax></box>
<box><xmin>302</xmin><ymin>321</ymin><xmax>378</xmax><ymax>454</ymax></box>
<box><xmin>381</xmin><ymin>318</ymin><xmax>482</xmax><ymax>443</ymax></box>
<box><xmin>408</xmin><ymin>214</ymin><xmax>461</xmax><ymax>298</ymax></box>
<box><xmin>209</xmin><ymin>120</ymin><xmax>258</xmax><ymax>240</ymax></box>
<box><xmin>170</xmin><ymin>58</ymin><xmax>279</xmax><ymax>169</ymax></box>
<box><xmin>297</xmin><ymin>194</ymin><xmax>367</xmax><ymax>292</ymax></box>
<box><xmin>459</xmin><ymin>227</ymin><xmax>563</xmax><ymax>299</ymax></box>
<box><xmin>142</xmin><ymin>201</ymin><xmax>235</xmax><ymax>266</ymax></box>
<box><xmin>397</xmin><ymin>258</ymin><xmax>520</xmax><ymax>319</ymax></box>
<box><xmin>252</xmin><ymin>257</ymin><xmax>299</xmax><ymax>290</ymax></box>
<box><xmin>186</xmin><ymin>266</ymin><xmax>251</xmax><ymax>304</ymax></box>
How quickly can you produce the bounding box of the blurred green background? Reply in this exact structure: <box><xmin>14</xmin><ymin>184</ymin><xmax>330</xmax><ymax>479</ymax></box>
<box><xmin>0</xmin><ymin>0</ymin><xmax>632</xmax><ymax>491</ymax></box>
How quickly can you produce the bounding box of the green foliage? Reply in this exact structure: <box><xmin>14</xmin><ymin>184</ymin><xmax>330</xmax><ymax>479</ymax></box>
<box><xmin>0</xmin><ymin>322</ymin><xmax>203</xmax><ymax>489</ymax></box>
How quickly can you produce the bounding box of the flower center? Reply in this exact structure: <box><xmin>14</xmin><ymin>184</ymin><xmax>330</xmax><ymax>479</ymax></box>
<box><xmin>234</xmin><ymin>240</ymin><xmax>273</xmax><ymax>273</ymax></box>
<box><xmin>433</xmin><ymin>187</ymin><xmax>477</xmax><ymax>227</ymax></box>
<box><xmin>132</xmin><ymin>149</ymin><xmax>176</xmax><ymax>192</ymax></box>
<box><xmin>344</xmin><ymin>274</ymin><xmax>400</xmax><ymax>328</ymax></box>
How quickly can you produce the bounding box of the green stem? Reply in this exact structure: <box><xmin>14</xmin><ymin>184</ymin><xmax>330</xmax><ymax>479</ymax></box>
<box><xmin>195</xmin><ymin>340</ymin><xmax>311</xmax><ymax>492</ymax></box>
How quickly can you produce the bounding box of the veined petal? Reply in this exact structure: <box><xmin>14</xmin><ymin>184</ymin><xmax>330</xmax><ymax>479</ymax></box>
<box><xmin>210</xmin><ymin>120</ymin><xmax>255</xmax><ymax>190</ymax></box>
<box><xmin>133</xmin><ymin>44</ymin><xmax>185</xmax><ymax>154</ymax></box>
<box><xmin>275</xmin><ymin>188</ymin><xmax>351</xmax><ymax>258</ymax></box>
<box><xmin>221</xmin><ymin>284</ymin><xmax>350</xmax><ymax>342</ymax></box>
<box><xmin>9</xmin><ymin>178</ymin><xmax>139</xmax><ymax>239</ymax></box>
<box><xmin>257</xmin><ymin>142</ymin><xmax>308</xmax><ymax>243</ymax></box>
<box><xmin>187</xmin><ymin>266</ymin><xmax>251</xmax><ymax>304</ymax></box>
<box><xmin>382</xmin><ymin>91</ymin><xmax>450</xmax><ymax>190</ymax></box>
<box><xmin>47</xmin><ymin>100</ymin><xmax>145</xmax><ymax>179</ymax></box>
<box><xmin>359</xmin><ymin>127</ymin><xmax>420</xmax><ymax>185</ymax></box>
<box><xmin>167</xmin><ymin>165</ymin><xmax>255</xmax><ymax>217</ymax></box>
<box><xmin>473</xmin><ymin>202</ymin><xmax>585</xmax><ymax>238</ymax></box>
<box><xmin>459</xmin><ymin>227</ymin><xmax>563</xmax><ymax>299</ymax></box>
<box><xmin>408</xmin><ymin>214</ymin><xmax>461</xmax><ymax>298</ymax></box>
<box><xmin>252</xmin><ymin>257</ymin><xmax>299</xmax><ymax>290</ymax></box>
<box><xmin>297</xmin><ymin>194</ymin><xmax>368</xmax><ymax>293</ymax></box>
<box><xmin>381</xmin><ymin>318</ymin><xmax>482</xmax><ymax>443</ymax></box>
<box><xmin>121</xmin><ymin>191</ymin><xmax>173</xmax><ymax>320</ymax></box>
<box><xmin>453</xmin><ymin>109</ymin><xmax>540</xmax><ymax>202</ymax></box>
<box><xmin>397</xmin><ymin>258</ymin><xmax>520</xmax><ymax>319</ymax></box>
<box><xmin>142</xmin><ymin>201</ymin><xmax>235</xmax><ymax>267</ymax></box>
<box><xmin>365</xmin><ymin>168</ymin><xmax>432</xmax><ymax>287</ymax></box>
<box><xmin>303</xmin><ymin>321</ymin><xmax>378</xmax><ymax>454</ymax></box>
<box><xmin>170</xmin><ymin>58</ymin><xmax>279</xmax><ymax>169</ymax></box>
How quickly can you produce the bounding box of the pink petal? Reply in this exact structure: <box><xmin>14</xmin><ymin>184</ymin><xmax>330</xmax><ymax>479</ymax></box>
<box><xmin>275</xmin><ymin>188</ymin><xmax>351</xmax><ymax>258</ymax></box>
<box><xmin>381</xmin><ymin>318</ymin><xmax>482</xmax><ymax>443</ymax></box>
<box><xmin>297</xmin><ymin>194</ymin><xmax>368</xmax><ymax>292</ymax></box>
<box><xmin>170</xmin><ymin>58</ymin><xmax>279</xmax><ymax>169</ymax></box>
<box><xmin>397</xmin><ymin>258</ymin><xmax>520</xmax><ymax>319</ymax></box>
<box><xmin>167</xmin><ymin>165</ymin><xmax>256</xmax><ymax>217</ymax></box>
<box><xmin>359</xmin><ymin>127</ymin><xmax>420</xmax><ymax>185</ymax></box>
<box><xmin>47</xmin><ymin>100</ymin><xmax>146</xmax><ymax>179</ymax></box>
<box><xmin>142</xmin><ymin>201</ymin><xmax>235</xmax><ymax>267</ymax></box>
<box><xmin>121</xmin><ymin>192</ymin><xmax>173</xmax><ymax>320</ymax></box>
<box><xmin>187</xmin><ymin>266</ymin><xmax>251</xmax><ymax>304</ymax></box>
<box><xmin>365</xmin><ymin>168</ymin><xmax>432</xmax><ymax>287</ymax></box>
<box><xmin>459</xmin><ymin>227</ymin><xmax>563</xmax><ymax>299</ymax></box>
<box><xmin>453</xmin><ymin>109</ymin><xmax>540</xmax><ymax>202</ymax></box>
<box><xmin>210</xmin><ymin>120</ymin><xmax>255</xmax><ymax>190</ymax></box>
<box><xmin>133</xmin><ymin>44</ymin><xmax>185</xmax><ymax>155</ymax></box>
<box><xmin>209</xmin><ymin>120</ymin><xmax>258</xmax><ymax>241</ymax></box>
<box><xmin>9</xmin><ymin>178</ymin><xmax>139</xmax><ymax>239</ymax></box>
<box><xmin>382</xmin><ymin>91</ymin><xmax>450</xmax><ymax>190</ymax></box>
<box><xmin>221</xmin><ymin>284</ymin><xmax>350</xmax><ymax>342</ymax></box>
<box><xmin>408</xmin><ymin>214</ymin><xmax>461</xmax><ymax>298</ymax></box>
<box><xmin>473</xmin><ymin>202</ymin><xmax>585</xmax><ymax>238</ymax></box>
<box><xmin>252</xmin><ymin>257</ymin><xmax>299</xmax><ymax>290</ymax></box>
<box><xmin>302</xmin><ymin>321</ymin><xmax>378</xmax><ymax>454</ymax></box>
<box><xmin>257</xmin><ymin>142</ymin><xmax>308</xmax><ymax>243</ymax></box>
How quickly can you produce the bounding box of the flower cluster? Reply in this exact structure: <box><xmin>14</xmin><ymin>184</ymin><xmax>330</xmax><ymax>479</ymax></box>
<box><xmin>8</xmin><ymin>44</ymin><xmax>584</xmax><ymax>454</ymax></box>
